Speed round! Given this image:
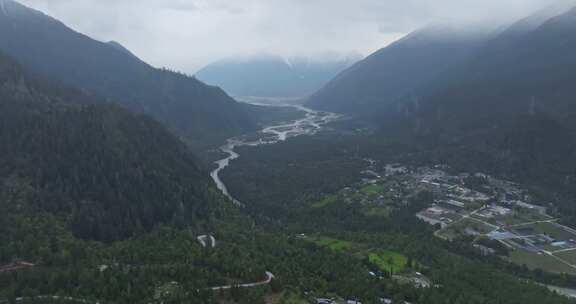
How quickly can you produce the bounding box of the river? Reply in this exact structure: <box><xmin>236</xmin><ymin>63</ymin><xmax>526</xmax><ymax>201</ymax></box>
<box><xmin>209</xmin><ymin>102</ymin><xmax>339</xmax><ymax>206</ymax></box>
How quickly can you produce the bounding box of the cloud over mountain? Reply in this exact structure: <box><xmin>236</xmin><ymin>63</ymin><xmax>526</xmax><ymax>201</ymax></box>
<box><xmin>18</xmin><ymin>0</ymin><xmax>567</xmax><ymax>72</ymax></box>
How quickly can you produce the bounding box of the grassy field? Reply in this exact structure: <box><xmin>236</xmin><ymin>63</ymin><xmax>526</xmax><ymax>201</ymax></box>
<box><xmin>553</xmin><ymin>250</ymin><xmax>576</xmax><ymax>266</ymax></box>
<box><xmin>312</xmin><ymin>237</ymin><xmax>354</xmax><ymax>252</ymax></box>
<box><xmin>274</xmin><ymin>292</ymin><xmax>308</xmax><ymax>304</ymax></box>
<box><xmin>311</xmin><ymin>195</ymin><xmax>338</xmax><ymax>208</ymax></box>
<box><xmin>360</xmin><ymin>183</ymin><xmax>385</xmax><ymax>195</ymax></box>
<box><xmin>363</xmin><ymin>206</ymin><xmax>392</xmax><ymax>217</ymax></box>
<box><xmin>309</xmin><ymin>236</ymin><xmax>411</xmax><ymax>275</ymax></box>
<box><xmin>368</xmin><ymin>250</ymin><xmax>408</xmax><ymax>274</ymax></box>
<box><xmin>509</xmin><ymin>250</ymin><xmax>576</xmax><ymax>275</ymax></box>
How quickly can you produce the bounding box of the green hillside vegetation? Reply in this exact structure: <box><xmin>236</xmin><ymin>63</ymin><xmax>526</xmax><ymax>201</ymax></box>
<box><xmin>4</xmin><ymin>1</ymin><xmax>576</xmax><ymax>302</ymax></box>
<box><xmin>221</xmin><ymin>135</ymin><xmax>576</xmax><ymax>303</ymax></box>
<box><xmin>310</xmin><ymin>237</ymin><xmax>408</xmax><ymax>274</ymax></box>
<box><xmin>368</xmin><ymin>251</ymin><xmax>408</xmax><ymax>274</ymax></box>
<box><xmin>311</xmin><ymin>195</ymin><xmax>338</xmax><ymax>208</ymax></box>
<box><xmin>0</xmin><ymin>52</ymin><xmax>392</xmax><ymax>303</ymax></box>
<box><xmin>0</xmin><ymin>53</ymin><xmax>226</xmax><ymax>242</ymax></box>
<box><xmin>312</xmin><ymin>237</ymin><xmax>354</xmax><ymax>252</ymax></box>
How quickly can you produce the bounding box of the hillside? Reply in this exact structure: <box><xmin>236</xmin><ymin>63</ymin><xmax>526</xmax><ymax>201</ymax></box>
<box><xmin>4</xmin><ymin>2</ymin><xmax>576</xmax><ymax>303</ymax></box>
<box><xmin>0</xmin><ymin>53</ymin><xmax>381</xmax><ymax>303</ymax></box>
<box><xmin>378</xmin><ymin>6</ymin><xmax>576</xmax><ymax>210</ymax></box>
<box><xmin>0</xmin><ymin>52</ymin><xmax>226</xmax><ymax>242</ymax></box>
<box><xmin>196</xmin><ymin>53</ymin><xmax>360</xmax><ymax>99</ymax></box>
<box><xmin>307</xmin><ymin>24</ymin><xmax>495</xmax><ymax>114</ymax></box>
<box><xmin>0</xmin><ymin>0</ymin><xmax>255</xmax><ymax>149</ymax></box>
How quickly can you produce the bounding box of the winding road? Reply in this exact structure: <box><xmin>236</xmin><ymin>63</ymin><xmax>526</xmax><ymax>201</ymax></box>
<box><xmin>1</xmin><ymin>295</ymin><xmax>100</xmax><ymax>304</ymax></box>
<box><xmin>209</xmin><ymin>271</ymin><xmax>275</xmax><ymax>291</ymax></box>
<box><xmin>210</xmin><ymin>103</ymin><xmax>339</xmax><ymax>206</ymax></box>
<box><xmin>0</xmin><ymin>261</ymin><xmax>35</xmax><ymax>273</ymax></box>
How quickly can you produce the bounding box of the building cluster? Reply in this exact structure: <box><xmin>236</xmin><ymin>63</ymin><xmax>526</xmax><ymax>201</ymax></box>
<box><xmin>385</xmin><ymin>164</ymin><xmax>576</xmax><ymax>261</ymax></box>
<box><xmin>488</xmin><ymin>224</ymin><xmax>576</xmax><ymax>253</ymax></box>
<box><xmin>411</xmin><ymin>166</ymin><xmax>549</xmax><ymax>232</ymax></box>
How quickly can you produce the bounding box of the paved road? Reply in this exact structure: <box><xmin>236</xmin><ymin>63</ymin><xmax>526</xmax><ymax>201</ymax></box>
<box><xmin>197</xmin><ymin>235</ymin><xmax>216</xmax><ymax>248</ymax></box>
<box><xmin>0</xmin><ymin>261</ymin><xmax>35</xmax><ymax>273</ymax></box>
<box><xmin>210</xmin><ymin>271</ymin><xmax>275</xmax><ymax>291</ymax></box>
<box><xmin>551</xmin><ymin>221</ymin><xmax>576</xmax><ymax>235</ymax></box>
<box><xmin>508</xmin><ymin>219</ymin><xmax>559</xmax><ymax>228</ymax></box>
<box><xmin>1</xmin><ymin>295</ymin><xmax>100</xmax><ymax>304</ymax></box>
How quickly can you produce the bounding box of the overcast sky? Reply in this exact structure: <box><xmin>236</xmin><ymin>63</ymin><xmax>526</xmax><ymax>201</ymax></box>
<box><xmin>17</xmin><ymin>0</ymin><xmax>566</xmax><ymax>73</ymax></box>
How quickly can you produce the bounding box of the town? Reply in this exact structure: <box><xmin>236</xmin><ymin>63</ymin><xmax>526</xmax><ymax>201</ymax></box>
<box><xmin>314</xmin><ymin>160</ymin><xmax>576</xmax><ymax>278</ymax></box>
<box><xmin>407</xmin><ymin>165</ymin><xmax>576</xmax><ymax>275</ymax></box>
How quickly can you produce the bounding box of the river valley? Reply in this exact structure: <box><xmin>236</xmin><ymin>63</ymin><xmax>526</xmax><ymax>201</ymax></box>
<box><xmin>209</xmin><ymin>102</ymin><xmax>339</xmax><ymax>206</ymax></box>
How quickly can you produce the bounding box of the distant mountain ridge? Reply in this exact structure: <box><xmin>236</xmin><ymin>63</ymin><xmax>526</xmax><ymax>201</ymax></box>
<box><xmin>302</xmin><ymin>2</ymin><xmax>576</xmax><ymax>208</ymax></box>
<box><xmin>196</xmin><ymin>53</ymin><xmax>361</xmax><ymax>99</ymax></box>
<box><xmin>388</xmin><ymin>5</ymin><xmax>576</xmax><ymax>136</ymax></box>
<box><xmin>0</xmin><ymin>0</ymin><xmax>255</xmax><ymax>149</ymax></box>
<box><xmin>307</xmin><ymin>23</ymin><xmax>498</xmax><ymax>114</ymax></box>
<box><xmin>321</xmin><ymin>4</ymin><xmax>576</xmax><ymax>204</ymax></box>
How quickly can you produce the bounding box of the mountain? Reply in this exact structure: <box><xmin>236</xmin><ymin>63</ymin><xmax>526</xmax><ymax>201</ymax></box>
<box><xmin>405</xmin><ymin>2</ymin><xmax>576</xmax><ymax>100</ymax></box>
<box><xmin>307</xmin><ymin>24</ymin><xmax>497</xmax><ymax>114</ymax></box>
<box><xmin>106</xmin><ymin>40</ymin><xmax>140</xmax><ymax>60</ymax></box>
<box><xmin>0</xmin><ymin>51</ymin><xmax>227</xmax><ymax>242</ymax></box>
<box><xmin>0</xmin><ymin>0</ymin><xmax>255</xmax><ymax>149</ymax></box>
<box><xmin>196</xmin><ymin>53</ymin><xmax>360</xmax><ymax>99</ymax></box>
<box><xmin>380</xmin><ymin>5</ymin><xmax>576</xmax><ymax>201</ymax></box>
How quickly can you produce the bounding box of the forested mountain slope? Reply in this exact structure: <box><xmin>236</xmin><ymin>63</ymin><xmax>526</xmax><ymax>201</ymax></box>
<box><xmin>0</xmin><ymin>52</ymin><xmax>226</xmax><ymax>242</ymax></box>
<box><xmin>379</xmin><ymin>6</ymin><xmax>576</xmax><ymax>208</ymax></box>
<box><xmin>0</xmin><ymin>0</ymin><xmax>255</xmax><ymax>149</ymax></box>
<box><xmin>307</xmin><ymin>24</ymin><xmax>495</xmax><ymax>114</ymax></box>
<box><xmin>0</xmin><ymin>53</ymin><xmax>380</xmax><ymax>303</ymax></box>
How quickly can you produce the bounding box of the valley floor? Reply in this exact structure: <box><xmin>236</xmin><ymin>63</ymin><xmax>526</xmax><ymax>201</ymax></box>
<box><xmin>3</xmin><ymin>105</ymin><xmax>576</xmax><ymax>304</ymax></box>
